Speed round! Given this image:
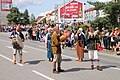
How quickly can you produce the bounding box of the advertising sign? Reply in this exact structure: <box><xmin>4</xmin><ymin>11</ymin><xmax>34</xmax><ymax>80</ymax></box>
<box><xmin>60</xmin><ymin>0</ymin><xmax>83</xmax><ymax>18</ymax></box>
<box><xmin>1</xmin><ymin>0</ymin><xmax>12</xmax><ymax>3</ymax></box>
<box><xmin>1</xmin><ymin>0</ymin><xmax>12</xmax><ymax>11</ymax></box>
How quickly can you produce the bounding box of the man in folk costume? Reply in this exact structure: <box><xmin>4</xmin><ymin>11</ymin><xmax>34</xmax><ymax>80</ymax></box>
<box><xmin>45</xmin><ymin>28</ymin><xmax>54</xmax><ymax>62</ymax></box>
<box><xmin>51</xmin><ymin>26</ymin><xmax>64</xmax><ymax>74</ymax></box>
<box><xmin>87</xmin><ymin>27</ymin><xmax>102</xmax><ymax>71</ymax></box>
<box><xmin>10</xmin><ymin>24</ymin><xmax>25</xmax><ymax>64</ymax></box>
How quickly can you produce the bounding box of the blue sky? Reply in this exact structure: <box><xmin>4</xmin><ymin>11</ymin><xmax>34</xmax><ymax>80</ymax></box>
<box><xmin>13</xmin><ymin>0</ymin><xmax>111</xmax><ymax>17</ymax></box>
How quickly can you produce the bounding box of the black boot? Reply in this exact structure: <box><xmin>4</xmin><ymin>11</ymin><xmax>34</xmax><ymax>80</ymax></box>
<box><xmin>58</xmin><ymin>67</ymin><xmax>64</xmax><ymax>72</ymax></box>
<box><xmin>97</xmin><ymin>66</ymin><xmax>102</xmax><ymax>71</ymax></box>
<box><xmin>53</xmin><ymin>69</ymin><xmax>60</xmax><ymax>74</ymax></box>
<box><xmin>91</xmin><ymin>65</ymin><xmax>94</xmax><ymax>70</ymax></box>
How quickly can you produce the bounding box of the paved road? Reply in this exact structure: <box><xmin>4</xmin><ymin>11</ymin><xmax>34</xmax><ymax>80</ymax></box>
<box><xmin>0</xmin><ymin>32</ymin><xmax>120</xmax><ymax>80</ymax></box>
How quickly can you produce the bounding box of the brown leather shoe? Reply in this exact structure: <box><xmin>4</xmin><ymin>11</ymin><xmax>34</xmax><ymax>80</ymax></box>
<box><xmin>19</xmin><ymin>60</ymin><xmax>25</xmax><ymax>64</ymax></box>
<box><xmin>58</xmin><ymin>67</ymin><xmax>64</xmax><ymax>72</ymax></box>
<box><xmin>13</xmin><ymin>60</ymin><xmax>16</xmax><ymax>64</ymax></box>
<box><xmin>97</xmin><ymin>66</ymin><xmax>102</xmax><ymax>71</ymax></box>
<box><xmin>53</xmin><ymin>69</ymin><xmax>60</xmax><ymax>74</ymax></box>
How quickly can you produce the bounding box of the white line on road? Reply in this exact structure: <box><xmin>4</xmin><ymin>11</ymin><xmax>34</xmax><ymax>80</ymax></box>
<box><xmin>25</xmin><ymin>45</ymin><xmax>46</xmax><ymax>52</ymax></box>
<box><xmin>6</xmin><ymin>46</ymin><xmax>27</xmax><ymax>53</ymax></box>
<box><xmin>0</xmin><ymin>39</ymin><xmax>11</xmax><ymax>43</ymax></box>
<box><xmin>32</xmin><ymin>70</ymin><xmax>54</xmax><ymax>80</ymax></box>
<box><xmin>62</xmin><ymin>54</ymin><xmax>76</xmax><ymax>60</ymax></box>
<box><xmin>0</xmin><ymin>54</ymin><xmax>23</xmax><ymax>66</ymax></box>
<box><xmin>2</xmin><ymin>39</ymin><xmax>120</xmax><ymax>71</ymax></box>
<box><xmin>0</xmin><ymin>39</ymin><xmax>78</xmax><ymax>60</ymax></box>
<box><xmin>111</xmin><ymin>67</ymin><xmax>120</xmax><ymax>71</ymax></box>
<box><xmin>24</xmin><ymin>45</ymin><xmax>77</xmax><ymax>60</ymax></box>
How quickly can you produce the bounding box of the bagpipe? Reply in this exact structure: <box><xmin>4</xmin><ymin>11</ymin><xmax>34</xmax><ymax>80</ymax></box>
<box><xmin>12</xmin><ymin>35</ymin><xmax>24</xmax><ymax>49</ymax></box>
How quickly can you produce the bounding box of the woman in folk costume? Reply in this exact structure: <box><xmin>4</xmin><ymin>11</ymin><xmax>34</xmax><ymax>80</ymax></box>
<box><xmin>74</xmin><ymin>28</ymin><xmax>86</xmax><ymax>62</ymax></box>
<box><xmin>87</xmin><ymin>27</ymin><xmax>102</xmax><ymax>71</ymax></box>
<box><xmin>45</xmin><ymin>28</ymin><xmax>54</xmax><ymax>62</ymax></box>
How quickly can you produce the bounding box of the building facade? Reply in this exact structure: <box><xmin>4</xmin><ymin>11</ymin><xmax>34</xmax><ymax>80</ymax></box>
<box><xmin>0</xmin><ymin>0</ymin><xmax>12</xmax><ymax>25</ymax></box>
<box><xmin>55</xmin><ymin>0</ymin><xmax>85</xmax><ymax>23</ymax></box>
<box><xmin>85</xmin><ymin>7</ymin><xmax>106</xmax><ymax>21</ymax></box>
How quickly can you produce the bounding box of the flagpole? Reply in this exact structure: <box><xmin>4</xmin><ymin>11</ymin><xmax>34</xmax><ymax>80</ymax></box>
<box><xmin>63</xmin><ymin>0</ymin><xmax>66</xmax><ymax>28</ymax></box>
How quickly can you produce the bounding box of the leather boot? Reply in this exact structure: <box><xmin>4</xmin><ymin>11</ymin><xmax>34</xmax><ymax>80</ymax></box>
<box><xmin>53</xmin><ymin>69</ymin><xmax>59</xmax><ymax>74</ymax></box>
<box><xmin>91</xmin><ymin>65</ymin><xmax>94</xmax><ymax>70</ymax></box>
<box><xmin>20</xmin><ymin>60</ymin><xmax>25</xmax><ymax>64</ymax></box>
<box><xmin>97</xmin><ymin>66</ymin><xmax>102</xmax><ymax>71</ymax></box>
<box><xmin>13</xmin><ymin>54</ymin><xmax>16</xmax><ymax>64</ymax></box>
<box><xmin>13</xmin><ymin>60</ymin><xmax>16</xmax><ymax>64</ymax></box>
<box><xmin>58</xmin><ymin>67</ymin><xmax>64</xmax><ymax>72</ymax></box>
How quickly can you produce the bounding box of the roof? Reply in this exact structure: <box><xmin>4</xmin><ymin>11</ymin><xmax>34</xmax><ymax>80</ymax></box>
<box><xmin>46</xmin><ymin>10</ymin><xmax>56</xmax><ymax>16</ymax></box>
<box><xmin>36</xmin><ymin>16</ymin><xmax>44</xmax><ymax>21</ymax></box>
<box><xmin>85</xmin><ymin>7</ymin><xmax>95</xmax><ymax>12</ymax></box>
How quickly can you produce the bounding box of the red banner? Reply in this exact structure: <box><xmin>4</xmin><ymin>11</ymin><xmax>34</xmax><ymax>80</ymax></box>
<box><xmin>60</xmin><ymin>0</ymin><xmax>83</xmax><ymax>18</ymax></box>
<box><xmin>2</xmin><ymin>0</ymin><xmax>12</xmax><ymax>3</ymax></box>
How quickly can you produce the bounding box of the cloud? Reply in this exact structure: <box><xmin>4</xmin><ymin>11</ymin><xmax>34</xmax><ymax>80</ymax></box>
<box><xmin>13</xmin><ymin>0</ymin><xmax>41</xmax><ymax>8</ymax></box>
<box><xmin>97</xmin><ymin>0</ymin><xmax>112</xmax><ymax>2</ymax></box>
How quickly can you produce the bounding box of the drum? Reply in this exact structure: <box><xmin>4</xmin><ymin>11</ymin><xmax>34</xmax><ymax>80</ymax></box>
<box><xmin>60</xmin><ymin>33</ymin><xmax>69</xmax><ymax>41</ymax></box>
<box><xmin>12</xmin><ymin>35</ymin><xmax>24</xmax><ymax>49</ymax></box>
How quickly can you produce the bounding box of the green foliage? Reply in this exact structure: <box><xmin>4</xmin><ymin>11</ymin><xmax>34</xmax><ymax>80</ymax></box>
<box><xmin>7</xmin><ymin>7</ymin><xmax>30</xmax><ymax>25</ymax></box>
<box><xmin>75</xmin><ymin>24</ymin><xmax>88</xmax><ymax>31</ymax></box>
<box><xmin>87</xmin><ymin>1</ymin><xmax>105</xmax><ymax>10</ymax></box>
<box><xmin>6</xmin><ymin>7</ymin><xmax>20</xmax><ymax>25</ymax></box>
<box><xmin>43</xmin><ymin>18</ymin><xmax>47</xmax><ymax>24</ymax></box>
<box><xmin>23</xmin><ymin>9</ymin><xmax>30</xmax><ymax>25</ymax></box>
<box><xmin>88</xmin><ymin>0</ymin><xmax>120</xmax><ymax>28</ymax></box>
<box><xmin>30</xmin><ymin>13</ymin><xmax>36</xmax><ymax>26</ymax></box>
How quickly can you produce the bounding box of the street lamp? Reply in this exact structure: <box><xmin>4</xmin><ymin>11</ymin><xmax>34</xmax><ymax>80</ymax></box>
<box><xmin>54</xmin><ymin>4</ymin><xmax>58</xmax><ymax>23</ymax></box>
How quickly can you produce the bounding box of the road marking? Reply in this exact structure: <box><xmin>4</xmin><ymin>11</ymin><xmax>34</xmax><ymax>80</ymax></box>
<box><xmin>111</xmin><ymin>67</ymin><xmax>120</xmax><ymax>71</ymax></box>
<box><xmin>0</xmin><ymin>54</ymin><xmax>23</xmax><ymax>66</ymax></box>
<box><xmin>62</xmin><ymin>54</ymin><xmax>76</xmax><ymax>60</ymax></box>
<box><xmin>0</xmin><ymin>39</ymin><xmax>10</xmax><ymax>43</ymax></box>
<box><xmin>25</xmin><ymin>45</ymin><xmax>46</xmax><ymax>52</ymax></box>
<box><xmin>6</xmin><ymin>46</ymin><xmax>12</xmax><ymax>49</ymax></box>
<box><xmin>6</xmin><ymin>46</ymin><xmax>27</xmax><ymax>53</ymax></box>
<box><xmin>32</xmin><ymin>70</ymin><xmax>54</xmax><ymax>80</ymax></box>
<box><xmin>1</xmin><ymin>39</ymin><xmax>76</xmax><ymax>60</ymax></box>
<box><xmin>25</xmin><ymin>45</ymin><xmax>76</xmax><ymax>60</ymax></box>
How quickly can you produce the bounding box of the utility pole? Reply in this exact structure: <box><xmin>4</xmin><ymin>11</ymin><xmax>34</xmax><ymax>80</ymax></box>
<box><xmin>63</xmin><ymin>0</ymin><xmax>66</xmax><ymax>28</ymax></box>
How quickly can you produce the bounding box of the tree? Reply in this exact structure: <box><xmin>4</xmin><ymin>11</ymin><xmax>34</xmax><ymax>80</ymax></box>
<box><xmin>87</xmin><ymin>1</ymin><xmax>105</xmax><ymax>17</ymax></box>
<box><xmin>104</xmin><ymin>1</ymin><xmax>120</xmax><ymax>27</ymax></box>
<box><xmin>6</xmin><ymin>7</ymin><xmax>20</xmax><ymax>25</ymax></box>
<box><xmin>88</xmin><ymin>0</ymin><xmax>120</xmax><ymax>28</ymax></box>
<box><xmin>90</xmin><ymin>17</ymin><xmax>111</xmax><ymax>31</ymax></box>
<box><xmin>22</xmin><ymin>9</ymin><xmax>30</xmax><ymax>25</ymax></box>
<box><xmin>30</xmin><ymin>13</ymin><xmax>36</xmax><ymax>25</ymax></box>
<box><xmin>7</xmin><ymin>7</ymin><xmax>31</xmax><ymax>25</ymax></box>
